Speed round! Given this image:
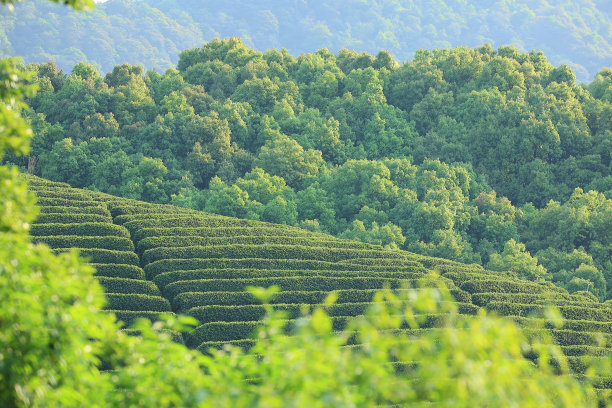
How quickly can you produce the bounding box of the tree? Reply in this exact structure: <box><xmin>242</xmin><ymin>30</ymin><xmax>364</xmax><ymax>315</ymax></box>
<box><xmin>204</xmin><ymin>176</ymin><xmax>261</xmax><ymax>219</ymax></box>
<box><xmin>487</xmin><ymin>239</ymin><xmax>547</xmax><ymax>281</ymax></box>
<box><xmin>255</xmin><ymin>131</ymin><xmax>323</xmax><ymax>188</ymax></box>
<box><xmin>340</xmin><ymin>219</ymin><xmax>405</xmax><ymax>250</ymax></box>
<box><xmin>295</xmin><ymin>182</ymin><xmax>336</xmax><ymax>232</ymax></box>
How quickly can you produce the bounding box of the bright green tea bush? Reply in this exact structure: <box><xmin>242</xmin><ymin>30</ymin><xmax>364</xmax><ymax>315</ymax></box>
<box><xmin>54</xmin><ymin>248</ymin><xmax>140</xmax><ymax>265</ymax></box>
<box><xmin>33</xmin><ymin>235</ymin><xmax>135</xmax><ymax>251</ymax></box>
<box><xmin>152</xmin><ymin>269</ymin><xmax>428</xmax><ymax>291</ymax></box>
<box><xmin>109</xmin><ymin>310</ymin><xmax>167</xmax><ymax>328</ymax></box>
<box><xmin>136</xmin><ymin>235</ymin><xmax>369</xmax><ymax>255</ymax></box>
<box><xmin>34</xmin><ymin>197</ymin><xmax>95</xmax><ymax>207</ymax></box>
<box><xmin>163</xmin><ymin>276</ymin><xmax>414</xmax><ymax>300</ymax></box>
<box><xmin>104</xmin><ymin>293</ymin><xmax>171</xmax><ymax>312</ymax></box>
<box><xmin>32</xmin><ymin>188</ymin><xmax>97</xmax><ymax>201</ymax></box>
<box><xmin>91</xmin><ymin>263</ymin><xmax>146</xmax><ymax>279</ymax></box>
<box><xmin>171</xmin><ymin>288</ymin><xmax>473</xmax><ymax>311</ymax></box>
<box><xmin>38</xmin><ymin>205</ymin><xmax>111</xmax><ymax>216</ymax></box>
<box><xmin>30</xmin><ymin>222</ymin><xmax>130</xmax><ymax>237</ymax></box>
<box><xmin>460</xmin><ymin>278</ymin><xmax>567</xmax><ymax>295</ymax></box>
<box><xmin>141</xmin><ymin>244</ymin><xmax>406</xmax><ymax>265</ymax></box>
<box><xmin>33</xmin><ymin>213</ymin><xmax>112</xmax><ymax>224</ymax></box>
<box><xmin>487</xmin><ymin>302</ymin><xmax>612</xmax><ymax>322</ymax></box>
<box><xmin>132</xmin><ymin>225</ymin><xmax>321</xmax><ymax>243</ymax></box>
<box><xmin>4</xmin><ymin>18</ymin><xmax>608</xmax><ymax>403</ymax></box>
<box><xmin>144</xmin><ymin>258</ymin><xmax>419</xmax><ymax>279</ymax></box>
<box><xmin>97</xmin><ymin>277</ymin><xmax>161</xmax><ymax>296</ymax></box>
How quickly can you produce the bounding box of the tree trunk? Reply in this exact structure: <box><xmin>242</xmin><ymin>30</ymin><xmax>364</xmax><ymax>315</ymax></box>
<box><xmin>27</xmin><ymin>155</ymin><xmax>38</xmax><ymax>174</ymax></box>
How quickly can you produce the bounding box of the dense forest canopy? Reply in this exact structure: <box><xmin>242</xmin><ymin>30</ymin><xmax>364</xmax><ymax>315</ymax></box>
<box><xmin>6</xmin><ymin>39</ymin><xmax>611</xmax><ymax>300</ymax></box>
<box><xmin>1</xmin><ymin>0</ymin><xmax>611</xmax><ymax>82</ymax></box>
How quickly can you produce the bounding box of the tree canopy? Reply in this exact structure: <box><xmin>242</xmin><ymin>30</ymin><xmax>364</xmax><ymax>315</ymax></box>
<box><xmin>5</xmin><ymin>38</ymin><xmax>611</xmax><ymax>300</ymax></box>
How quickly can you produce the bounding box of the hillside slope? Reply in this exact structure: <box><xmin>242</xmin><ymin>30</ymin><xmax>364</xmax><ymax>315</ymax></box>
<box><xmin>2</xmin><ymin>0</ymin><xmax>611</xmax><ymax>81</ymax></box>
<box><xmin>25</xmin><ymin>174</ymin><xmax>612</xmax><ymax>396</ymax></box>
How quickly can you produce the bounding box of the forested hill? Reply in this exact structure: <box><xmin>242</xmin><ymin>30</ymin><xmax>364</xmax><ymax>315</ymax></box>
<box><xmin>1</xmin><ymin>0</ymin><xmax>611</xmax><ymax>82</ymax></box>
<box><xmin>7</xmin><ymin>40</ymin><xmax>612</xmax><ymax>301</ymax></box>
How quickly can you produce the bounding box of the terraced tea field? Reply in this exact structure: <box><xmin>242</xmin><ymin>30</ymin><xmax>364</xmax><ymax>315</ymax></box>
<box><xmin>25</xmin><ymin>175</ymin><xmax>611</xmax><ymax>397</ymax></box>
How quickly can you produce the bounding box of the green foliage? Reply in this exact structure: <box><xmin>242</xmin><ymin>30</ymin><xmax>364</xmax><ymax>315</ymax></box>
<box><xmin>104</xmin><ymin>293</ymin><xmax>171</xmax><ymax>312</ymax></box>
<box><xmin>132</xmin><ymin>225</ymin><xmax>313</xmax><ymax>242</ymax></box>
<box><xmin>153</xmin><ymin>269</ymin><xmax>427</xmax><ymax>293</ymax></box>
<box><xmin>136</xmin><ymin>235</ymin><xmax>366</xmax><ymax>255</ymax></box>
<box><xmin>109</xmin><ymin>310</ymin><xmax>168</xmax><ymax>328</ymax></box>
<box><xmin>487</xmin><ymin>239</ymin><xmax>547</xmax><ymax>281</ymax></box>
<box><xmin>486</xmin><ymin>302</ymin><xmax>612</xmax><ymax>322</ymax></box>
<box><xmin>340</xmin><ymin>219</ymin><xmax>405</xmax><ymax>250</ymax></box>
<box><xmin>38</xmin><ymin>204</ymin><xmax>110</xmax><ymax>216</ymax></box>
<box><xmin>144</xmin><ymin>256</ymin><xmax>419</xmax><ymax>280</ymax></box>
<box><xmin>29</xmin><ymin>222</ymin><xmax>130</xmax><ymax>238</ymax></box>
<box><xmin>33</xmin><ymin>235</ymin><xmax>134</xmax><ymax>251</ymax></box>
<box><xmin>33</xmin><ymin>212</ymin><xmax>112</xmax><ymax>224</ymax></box>
<box><xmin>8</xmin><ymin>37</ymin><xmax>611</xmax><ymax>299</ymax></box>
<box><xmin>460</xmin><ymin>278</ymin><xmax>565</xmax><ymax>295</ymax></box>
<box><xmin>54</xmin><ymin>248</ymin><xmax>140</xmax><ymax>266</ymax></box>
<box><xmin>140</xmin><ymin>243</ymin><xmax>406</xmax><ymax>266</ymax></box>
<box><xmin>91</xmin><ymin>263</ymin><xmax>145</xmax><ymax>280</ymax></box>
<box><xmin>4</xmin><ymin>1</ymin><xmax>608</xmax><ymax>405</ymax></box>
<box><xmin>97</xmin><ymin>277</ymin><xmax>160</xmax><ymax>296</ymax></box>
<box><xmin>163</xmin><ymin>276</ymin><xmax>411</xmax><ymax>300</ymax></box>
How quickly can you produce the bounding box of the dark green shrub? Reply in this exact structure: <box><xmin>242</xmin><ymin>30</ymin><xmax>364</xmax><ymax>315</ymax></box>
<box><xmin>561</xmin><ymin>345</ymin><xmax>611</xmax><ymax>356</ymax></box>
<box><xmin>24</xmin><ymin>177</ymin><xmax>70</xmax><ymax>188</ymax></box>
<box><xmin>337</xmin><ymin>257</ymin><xmax>423</xmax><ymax>267</ymax></box>
<box><xmin>133</xmin><ymin>226</ymin><xmax>317</xmax><ymax>242</ymax></box>
<box><xmin>144</xmin><ymin>258</ymin><xmax>418</xmax><ymax>279</ymax></box>
<box><xmin>411</xmin><ymin>254</ymin><xmax>482</xmax><ymax>271</ymax></box>
<box><xmin>30</xmin><ymin>223</ymin><xmax>130</xmax><ymax>238</ymax></box>
<box><xmin>123</xmin><ymin>217</ymin><xmax>261</xmax><ymax>235</ymax></box>
<box><xmin>552</xmin><ymin>320</ymin><xmax>611</xmax><ymax>334</ymax></box>
<box><xmin>186</xmin><ymin>321</ymin><xmax>261</xmax><ymax>346</ymax></box>
<box><xmin>487</xmin><ymin>302</ymin><xmax>612</xmax><ymax>321</ymax></box>
<box><xmin>472</xmin><ymin>292</ymin><xmax>574</xmax><ymax>306</ymax></box>
<box><xmin>97</xmin><ymin>277</ymin><xmax>160</xmax><ymax>296</ymax></box>
<box><xmin>173</xmin><ymin>288</ymin><xmax>472</xmax><ymax>312</ymax></box>
<box><xmin>33</xmin><ymin>235</ymin><xmax>134</xmax><ymax>251</ymax></box>
<box><xmin>92</xmin><ymin>264</ymin><xmax>145</xmax><ymax>280</ymax></box>
<box><xmin>196</xmin><ymin>340</ymin><xmax>256</xmax><ymax>352</ymax></box>
<box><xmin>54</xmin><ymin>248</ymin><xmax>139</xmax><ymax>265</ymax></box>
<box><xmin>153</xmin><ymin>269</ymin><xmax>428</xmax><ymax>291</ymax></box>
<box><xmin>121</xmin><ymin>328</ymin><xmax>184</xmax><ymax>344</ymax></box>
<box><xmin>186</xmin><ymin>304</ymin><xmax>372</xmax><ymax>326</ymax></box>
<box><xmin>34</xmin><ymin>213</ymin><xmax>112</xmax><ymax>224</ymax></box>
<box><xmin>141</xmin><ymin>244</ymin><xmax>405</xmax><ymax>266</ymax></box>
<box><xmin>109</xmin><ymin>310</ymin><xmax>164</xmax><ymax>327</ymax></box>
<box><xmin>443</xmin><ymin>270</ymin><xmax>513</xmax><ymax>286</ymax></box>
<box><xmin>104</xmin><ymin>294</ymin><xmax>171</xmax><ymax>312</ymax></box>
<box><xmin>513</xmin><ymin>316</ymin><xmax>612</xmax><ymax>334</ymax></box>
<box><xmin>115</xmin><ymin>213</ymin><xmax>217</xmax><ymax>225</ymax></box>
<box><xmin>460</xmin><ymin>279</ymin><xmax>567</xmax><ymax>295</ymax></box>
<box><xmin>39</xmin><ymin>205</ymin><xmax>110</xmax><ymax>216</ymax></box>
<box><xmin>163</xmin><ymin>277</ymin><xmax>417</xmax><ymax>300</ymax></box>
<box><xmin>188</xmin><ymin>318</ymin><xmax>445</xmax><ymax>348</ymax></box>
<box><xmin>543</xmin><ymin>329</ymin><xmax>612</xmax><ymax>347</ymax></box>
<box><xmin>136</xmin><ymin>235</ymin><xmax>370</xmax><ymax>255</ymax></box>
<box><xmin>35</xmin><ymin>197</ymin><xmax>96</xmax><ymax>207</ymax></box>
<box><xmin>33</xmin><ymin>189</ymin><xmax>96</xmax><ymax>201</ymax></box>
<box><xmin>109</xmin><ymin>204</ymin><xmax>194</xmax><ymax>217</ymax></box>
<box><xmin>187</xmin><ymin>303</ymin><xmax>476</xmax><ymax>325</ymax></box>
